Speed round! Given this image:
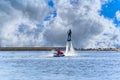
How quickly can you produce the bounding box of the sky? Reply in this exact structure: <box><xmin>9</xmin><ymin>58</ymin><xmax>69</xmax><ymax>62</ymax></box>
<box><xmin>0</xmin><ymin>0</ymin><xmax>120</xmax><ymax>48</ymax></box>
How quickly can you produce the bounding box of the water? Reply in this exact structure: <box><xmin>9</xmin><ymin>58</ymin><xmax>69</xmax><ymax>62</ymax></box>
<box><xmin>65</xmin><ymin>41</ymin><xmax>76</xmax><ymax>56</ymax></box>
<box><xmin>0</xmin><ymin>51</ymin><xmax>120</xmax><ymax>80</ymax></box>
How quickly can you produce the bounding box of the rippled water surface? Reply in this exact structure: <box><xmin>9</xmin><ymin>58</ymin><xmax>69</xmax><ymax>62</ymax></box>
<box><xmin>0</xmin><ymin>51</ymin><xmax>120</xmax><ymax>80</ymax></box>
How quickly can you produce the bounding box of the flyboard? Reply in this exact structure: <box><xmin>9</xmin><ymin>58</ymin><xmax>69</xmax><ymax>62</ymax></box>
<box><xmin>53</xmin><ymin>29</ymin><xmax>72</xmax><ymax>57</ymax></box>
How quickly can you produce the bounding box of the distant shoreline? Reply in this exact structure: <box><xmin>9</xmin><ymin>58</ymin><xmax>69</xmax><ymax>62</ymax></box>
<box><xmin>0</xmin><ymin>47</ymin><xmax>120</xmax><ymax>51</ymax></box>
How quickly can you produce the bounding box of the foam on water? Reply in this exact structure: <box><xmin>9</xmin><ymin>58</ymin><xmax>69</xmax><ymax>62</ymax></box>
<box><xmin>47</xmin><ymin>50</ymin><xmax>55</xmax><ymax>57</ymax></box>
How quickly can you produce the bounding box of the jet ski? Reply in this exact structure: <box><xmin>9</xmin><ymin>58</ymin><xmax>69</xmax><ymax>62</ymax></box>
<box><xmin>53</xmin><ymin>51</ymin><xmax>65</xmax><ymax>57</ymax></box>
<box><xmin>53</xmin><ymin>53</ymin><xmax>65</xmax><ymax>57</ymax></box>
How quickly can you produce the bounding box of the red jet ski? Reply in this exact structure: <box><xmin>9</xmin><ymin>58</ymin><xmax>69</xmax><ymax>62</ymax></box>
<box><xmin>53</xmin><ymin>50</ymin><xmax>65</xmax><ymax>57</ymax></box>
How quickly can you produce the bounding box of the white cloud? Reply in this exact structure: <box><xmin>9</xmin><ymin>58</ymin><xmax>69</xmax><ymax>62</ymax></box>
<box><xmin>0</xmin><ymin>0</ymin><xmax>120</xmax><ymax>48</ymax></box>
<box><xmin>43</xmin><ymin>0</ymin><xmax>120</xmax><ymax>48</ymax></box>
<box><xmin>0</xmin><ymin>0</ymin><xmax>49</xmax><ymax>47</ymax></box>
<box><xmin>116</xmin><ymin>11</ymin><xmax>120</xmax><ymax>21</ymax></box>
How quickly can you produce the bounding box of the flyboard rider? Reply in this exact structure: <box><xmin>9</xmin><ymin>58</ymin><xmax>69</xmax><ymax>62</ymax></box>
<box><xmin>67</xmin><ymin>29</ymin><xmax>72</xmax><ymax>41</ymax></box>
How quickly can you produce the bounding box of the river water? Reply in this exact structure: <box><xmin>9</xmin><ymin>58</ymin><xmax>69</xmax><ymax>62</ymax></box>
<box><xmin>0</xmin><ymin>51</ymin><xmax>120</xmax><ymax>80</ymax></box>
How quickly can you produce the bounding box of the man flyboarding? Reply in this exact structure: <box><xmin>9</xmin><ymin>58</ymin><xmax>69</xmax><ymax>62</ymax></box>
<box><xmin>67</xmin><ymin>29</ymin><xmax>72</xmax><ymax>41</ymax></box>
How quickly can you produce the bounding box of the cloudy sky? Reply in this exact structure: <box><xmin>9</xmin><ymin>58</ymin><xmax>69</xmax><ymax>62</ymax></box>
<box><xmin>0</xmin><ymin>0</ymin><xmax>120</xmax><ymax>48</ymax></box>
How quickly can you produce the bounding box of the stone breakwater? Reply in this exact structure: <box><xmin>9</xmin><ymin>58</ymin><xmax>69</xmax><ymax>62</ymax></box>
<box><xmin>0</xmin><ymin>47</ymin><xmax>120</xmax><ymax>51</ymax></box>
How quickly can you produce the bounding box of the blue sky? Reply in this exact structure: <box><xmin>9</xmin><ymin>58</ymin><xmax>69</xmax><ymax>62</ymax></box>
<box><xmin>48</xmin><ymin>0</ymin><xmax>54</xmax><ymax>7</ymax></box>
<box><xmin>32</xmin><ymin>0</ymin><xmax>120</xmax><ymax>31</ymax></box>
<box><xmin>44</xmin><ymin>0</ymin><xmax>57</xmax><ymax>21</ymax></box>
<box><xmin>1</xmin><ymin>0</ymin><xmax>120</xmax><ymax>47</ymax></box>
<box><xmin>100</xmin><ymin>0</ymin><xmax>120</xmax><ymax>26</ymax></box>
<box><xmin>47</xmin><ymin>0</ymin><xmax>120</xmax><ymax>26</ymax></box>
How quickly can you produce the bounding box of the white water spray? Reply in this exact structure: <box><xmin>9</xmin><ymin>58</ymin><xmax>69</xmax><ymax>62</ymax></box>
<box><xmin>65</xmin><ymin>41</ymin><xmax>77</xmax><ymax>56</ymax></box>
